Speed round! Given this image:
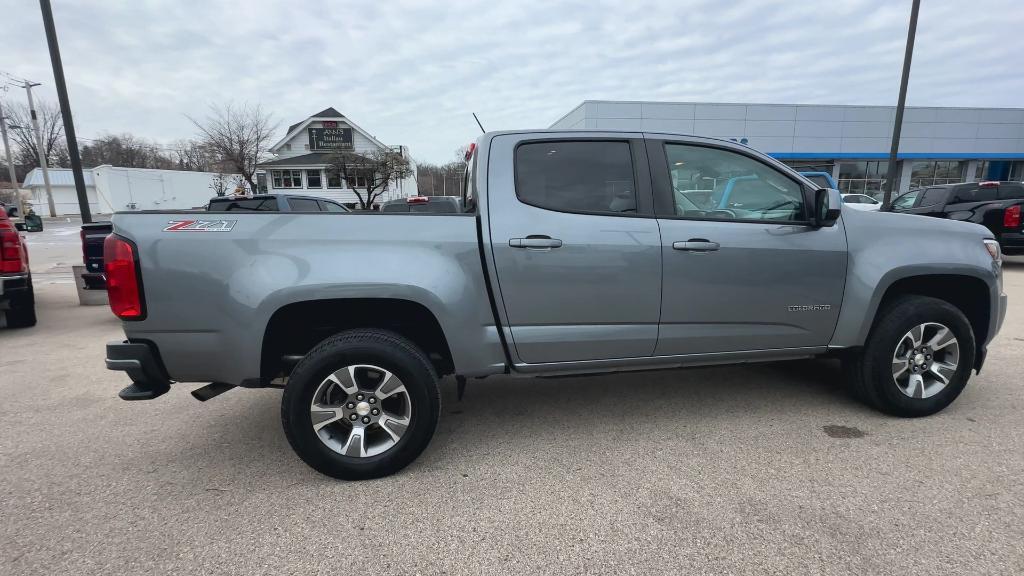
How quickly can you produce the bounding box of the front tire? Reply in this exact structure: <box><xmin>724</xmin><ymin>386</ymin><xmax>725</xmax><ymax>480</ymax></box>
<box><xmin>281</xmin><ymin>329</ymin><xmax>441</xmax><ymax>480</ymax></box>
<box><xmin>846</xmin><ymin>295</ymin><xmax>975</xmax><ymax>417</ymax></box>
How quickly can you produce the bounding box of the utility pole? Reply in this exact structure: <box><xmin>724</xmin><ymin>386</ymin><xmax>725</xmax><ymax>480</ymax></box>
<box><xmin>0</xmin><ymin>100</ymin><xmax>22</xmax><ymax>214</ymax></box>
<box><xmin>23</xmin><ymin>82</ymin><xmax>56</xmax><ymax>217</ymax></box>
<box><xmin>39</xmin><ymin>0</ymin><xmax>92</xmax><ymax>222</ymax></box>
<box><xmin>881</xmin><ymin>0</ymin><xmax>921</xmax><ymax>211</ymax></box>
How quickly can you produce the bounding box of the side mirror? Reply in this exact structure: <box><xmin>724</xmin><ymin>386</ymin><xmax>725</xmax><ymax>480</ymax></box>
<box><xmin>813</xmin><ymin>188</ymin><xmax>842</xmax><ymax>227</ymax></box>
<box><xmin>14</xmin><ymin>222</ymin><xmax>26</xmax><ymax>232</ymax></box>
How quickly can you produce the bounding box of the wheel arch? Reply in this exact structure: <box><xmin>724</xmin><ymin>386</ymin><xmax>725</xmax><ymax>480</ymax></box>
<box><xmin>260</xmin><ymin>297</ymin><xmax>455</xmax><ymax>383</ymax></box>
<box><xmin>839</xmin><ymin>268</ymin><xmax>994</xmax><ymax>367</ymax></box>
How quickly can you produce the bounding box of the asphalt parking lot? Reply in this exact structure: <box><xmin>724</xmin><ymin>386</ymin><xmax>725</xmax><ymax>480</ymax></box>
<box><xmin>2</xmin><ymin>219</ymin><xmax>1023</xmax><ymax>575</ymax></box>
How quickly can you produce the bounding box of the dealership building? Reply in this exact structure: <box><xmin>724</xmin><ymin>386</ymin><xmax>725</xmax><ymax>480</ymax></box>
<box><xmin>551</xmin><ymin>101</ymin><xmax>1024</xmax><ymax>197</ymax></box>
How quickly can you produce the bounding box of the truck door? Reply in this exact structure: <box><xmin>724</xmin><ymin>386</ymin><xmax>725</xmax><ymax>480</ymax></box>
<box><xmin>646</xmin><ymin>137</ymin><xmax>848</xmax><ymax>355</ymax></box>
<box><xmin>486</xmin><ymin>134</ymin><xmax>662</xmax><ymax>364</ymax></box>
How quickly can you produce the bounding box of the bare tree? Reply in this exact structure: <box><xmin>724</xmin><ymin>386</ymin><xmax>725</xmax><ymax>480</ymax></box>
<box><xmin>80</xmin><ymin>133</ymin><xmax>174</xmax><ymax>169</ymax></box>
<box><xmin>170</xmin><ymin>139</ymin><xmax>219</xmax><ymax>172</ymax></box>
<box><xmin>2</xmin><ymin>99</ymin><xmax>68</xmax><ymax>168</ymax></box>
<box><xmin>416</xmin><ymin>146</ymin><xmax>469</xmax><ymax>196</ymax></box>
<box><xmin>327</xmin><ymin>148</ymin><xmax>413</xmax><ymax>209</ymax></box>
<box><xmin>209</xmin><ymin>173</ymin><xmax>229</xmax><ymax>197</ymax></box>
<box><xmin>188</xmin><ymin>103</ymin><xmax>277</xmax><ymax>191</ymax></box>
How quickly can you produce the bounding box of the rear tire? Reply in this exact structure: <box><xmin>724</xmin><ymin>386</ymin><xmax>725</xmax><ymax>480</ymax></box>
<box><xmin>281</xmin><ymin>329</ymin><xmax>441</xmax><ymax>480</ymax></box>
<box><xmin>5</xmin><ymin>280</ymin><xmax>37</xmax><ymax>328</ymax></box>
<box><xmin>845</xmin><ymin>295</ymin><xmax>975</xmax><ymax>417</ymax></box>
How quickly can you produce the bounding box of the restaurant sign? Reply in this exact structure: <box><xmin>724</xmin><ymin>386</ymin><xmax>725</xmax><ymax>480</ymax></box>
<box><xmin>308</xmin><ymin>127</ymin><xmax>353</xmax><ymax>151</ymax></box>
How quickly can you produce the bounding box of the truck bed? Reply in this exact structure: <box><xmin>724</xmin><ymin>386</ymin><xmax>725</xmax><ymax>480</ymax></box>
<box><xmin>110</xmin><ymin>211</ymin><xmax>507</xmax><ymax>385</ymax></box>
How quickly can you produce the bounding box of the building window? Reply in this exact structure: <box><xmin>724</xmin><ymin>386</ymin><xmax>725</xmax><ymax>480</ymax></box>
<box><xmin>306</xmin><ymin>170</ymin><xmax>322</xmax><ymax>188</ymax></box>
<box><xmin>780</xmin><ymin>160</ymin><xmax>835</xmax><ymax>174</ymax></box>
<box><xmin>347</xmin><ymin>171</ymin><xmax>371</xmax><ymax>189</ymax></box>
<box><xmin>911</xmin><ymin>161</ymin><xmax>963</xmax><ymax>188</ymax></box>
<box><xmin>838</xmin><ymin>161</ymin><xmax>889</xmax><ymax>197</ymax></box>
<box><xmin>271</xmin><ymin>169</ymin><xmax>302</xmax><ymax>188</ymax></box>
<box><xmin>326</xmin><ymin>169</ymin><xmax>343</xmax><ymax>188</ymax></box>
<box><xmin>1010</xmin><ymin>161</ymin><xmax>1024</xmax><ymax>182</ymax></box>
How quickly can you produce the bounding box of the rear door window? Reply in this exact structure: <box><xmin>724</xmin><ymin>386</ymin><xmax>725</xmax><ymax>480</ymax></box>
<box><xmin>320</xmin><ymin>201</ymin><xmax>348</xmax><ymax>212</ymax></box>
<box><xmin>515</xmin><ymin>141</ymin><xmax>637</xmax><ymax>215</ymax></box>
<box><xmin>287</xmin><ymin>198</ymin><xmax>321</xmax><ymax>211</ymax></box>
<box><xmin>918</xmin><ymin>187</ymin><xmax>948</xmax><ymax>207</ymax></box>
<box><xmin>210</xmin><ymin>198</ymin><xmax>279</xmax><ymax>211</ymax></box>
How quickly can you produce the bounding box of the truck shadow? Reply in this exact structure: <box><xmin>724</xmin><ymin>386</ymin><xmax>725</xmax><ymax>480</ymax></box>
<box><xmin>142</xmin><ymin>357</ymin><xmax>871</xmax><ymax>482</ymax></box>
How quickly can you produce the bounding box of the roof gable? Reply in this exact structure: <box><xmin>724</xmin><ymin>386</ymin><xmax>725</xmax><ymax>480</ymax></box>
<box><xmin>271</xmin><ymin>108</ymin><xmax>389</xmax><ymax>154</ymax></box>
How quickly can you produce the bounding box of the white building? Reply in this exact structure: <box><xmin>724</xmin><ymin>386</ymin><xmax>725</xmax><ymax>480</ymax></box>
<box><xmin>257</xmin><ymin>107</ymin><xmax>417</xmax><ymax>208</ymax></box>
<box><xmin>23</xmin><ymin>165</ymin><xmax>240</xmax><ymax>216</ymax></box>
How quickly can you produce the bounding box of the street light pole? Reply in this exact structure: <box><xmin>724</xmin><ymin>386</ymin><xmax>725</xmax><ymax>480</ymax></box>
<box><xmin>0</xmin><ymin>100</ymin><xmax>21</xmax><ymax>205</ymax></box>
<box><xmin>881</xmin><ymin>0</ymin><xmax>921</xmax><ymax>211</ymax></box>
<box><xmin>39</xmin><ymin>0</ymin><xmax>92</xmax><ymax>222</ymax></box>
<box><xmin>23</xmin><ymin>82</ymin><xmax>57</xmax><ymax>217</ymax></box>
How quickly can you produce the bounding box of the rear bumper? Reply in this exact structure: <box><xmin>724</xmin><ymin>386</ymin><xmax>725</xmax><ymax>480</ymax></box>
<box><xmin>998</xmin><ymin>232</ymin><xmax>1024</xmax><ymax>253</ymax></box>
<box><xmin>106</xmin><ymin>340</ymin><xmax>172</xmax><ymax>400</ymax></box>
<box><xmin>0</xmin><ymin>274</ymin><xmax>30</xmax><ymax>301</ymax></box>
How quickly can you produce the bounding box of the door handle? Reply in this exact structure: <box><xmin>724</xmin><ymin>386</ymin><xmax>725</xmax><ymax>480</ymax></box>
<box><xmin>672</xmin><ymin>239</ymin><xmax>720</xmax><ymax>252</ymax></box>
<box><xmin>510</xmin><ymin>236</ymin><xmax>563</xmax><ymax>249</ymax></box>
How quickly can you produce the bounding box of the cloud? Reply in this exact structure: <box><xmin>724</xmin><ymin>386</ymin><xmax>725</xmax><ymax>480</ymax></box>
<box><xmin>1</xmin><ymin>0</ymin><xmax>1022</xmax><ymax>163</ymax></box>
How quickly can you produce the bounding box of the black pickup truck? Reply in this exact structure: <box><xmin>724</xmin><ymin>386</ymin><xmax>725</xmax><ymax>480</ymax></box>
<box><xmin>892</xmin><ymin>181</ymin><xmax>1024</xmax><ymax>255</ymax></box>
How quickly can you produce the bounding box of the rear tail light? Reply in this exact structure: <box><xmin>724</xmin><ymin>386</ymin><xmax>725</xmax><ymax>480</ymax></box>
<box><xmin>1004</xmin><ymin>205</ymin><xmax>1021</xmax><ymax>229</ymax></box>
<box><xmin>464</xmin><ymin>142</ymin><xmax>477</xmax><ymax>161</ymax></box>
<box><xmin>979</xmin><ymin>181</ymin><xmax>1000</xmax><ymax>188</ymax></box>
<box><xmin>407</xmin><ymin>196</ymin><xmax>429</xmax><ymax>204</ymax></box>
<box><xmin>104</xmin><ymin>234</ymin><xmax>145</xmax><ymax>320</ymax></box>
<box><xmin>0</xmin><ymin>208</ymin><xmax>26</xmax><ymax>274</ymax></box>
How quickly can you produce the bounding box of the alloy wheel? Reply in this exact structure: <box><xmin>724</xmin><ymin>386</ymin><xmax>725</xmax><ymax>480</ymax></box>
<box><xmin>891</xmin><ymin>322</ymin><xmax>959</xmax><ymax>399</ymax></box>
<box><xmin>309</xmin><ymin>364</ymin><xmax>412</xmax><ymax>457</ymax></box>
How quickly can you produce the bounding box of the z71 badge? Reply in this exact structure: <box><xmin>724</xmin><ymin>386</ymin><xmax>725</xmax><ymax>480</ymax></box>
<box><xmin>163</xmin><ymin>219</ymin><xmax>236</xmax><ymax>232</ymax></box>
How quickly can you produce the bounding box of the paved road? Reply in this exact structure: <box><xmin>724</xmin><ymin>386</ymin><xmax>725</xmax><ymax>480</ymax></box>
<box><xmin>1</xmin><ymin>241</ymin><xmax>1023</xmax><ymax>575</ymax></box>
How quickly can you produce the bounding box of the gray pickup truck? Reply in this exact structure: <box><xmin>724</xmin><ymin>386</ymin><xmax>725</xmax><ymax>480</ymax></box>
<box><xmin>104</xmin><ymin>130</ymin><xmax>1007</xmax><ymax>480</ymax></box>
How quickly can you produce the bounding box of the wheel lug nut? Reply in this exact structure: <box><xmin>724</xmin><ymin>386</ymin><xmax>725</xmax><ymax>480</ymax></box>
<box><xmin>346</xmin><ymin>402</ymin><xmax>355</xmax><ymax>409</ymax></box>
<box><xmin>350</xmin><ymin>414</ymin><xmax>358</xmax><ymax>421</ymax></box>
<box><xmin>356</xmin><ymin>394</ymin><xmax>364</xmax><ymax>401</ymax></box>
<box><xmin>362</xmin><ymin>416</ymin><xmax>371</xmax><ymax>424</ymax></box>
<box><xmin>371</xmin><ymin>408</ymin><xmax>380</xmax><ymax>415</ymax></box>
<box><xmin>368</xmin><ymin>397</ymin><xmax>376</xmax><ymax>404</ymax></box>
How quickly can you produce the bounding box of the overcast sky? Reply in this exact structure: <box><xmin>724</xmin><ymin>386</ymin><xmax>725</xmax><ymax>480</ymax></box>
<box><xmin>1</xmin><ymin>0</ymin><xmax>1022</xmax><ymax>164</ymax></box>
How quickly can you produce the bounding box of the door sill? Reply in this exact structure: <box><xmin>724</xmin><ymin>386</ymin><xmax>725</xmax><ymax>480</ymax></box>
<box><xmin>511</xmin><ymin>346</ymin><xmax>827</xmax><ymax>376</ymax></box>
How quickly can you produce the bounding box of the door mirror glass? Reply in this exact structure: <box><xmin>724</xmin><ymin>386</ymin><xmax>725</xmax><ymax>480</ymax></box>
<box><xmin>814</xmin><ymin>188</ymin><xmax>841</xmax><ymax>227</ymax></box>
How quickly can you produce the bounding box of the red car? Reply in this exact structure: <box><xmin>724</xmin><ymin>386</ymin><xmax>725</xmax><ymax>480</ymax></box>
<box><xmin>0</xmin><ymin>206</ymin><xmax>35</xmax><ymax>328</ymax></box>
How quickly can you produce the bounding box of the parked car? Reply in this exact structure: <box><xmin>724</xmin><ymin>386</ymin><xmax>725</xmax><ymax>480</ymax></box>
<box><xmin>0</xmin><ymin>206</ymin><xmax>36</xmax><ymax>328</ymax></box>
<box><xmin>1</xmin><ymin>201</ymin><xmax>19</xmax><ymax>219</ymax></box>
<box><xmin>380</xmin><ymin>196</ymin><xmax>462</xmax><ymax>213</ymax></box>
<box><xmin>891</xmin><ymin>181</ymin><xmax>1024</xmax><ymax>254</ymax></box>
<box><xmin>841</xmin><ymin>193</ymin><xmax>882</xmax><ymax>211</ymax></box>
<box><xmin>104</xmin><ymin>131</ymin><xmax>1006</xmax><ymax>480</ymax></box>
<box><xmin>207</xmin><ymin>194</ymin><xmax>351</xmax><ymax>212</ymax></box>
